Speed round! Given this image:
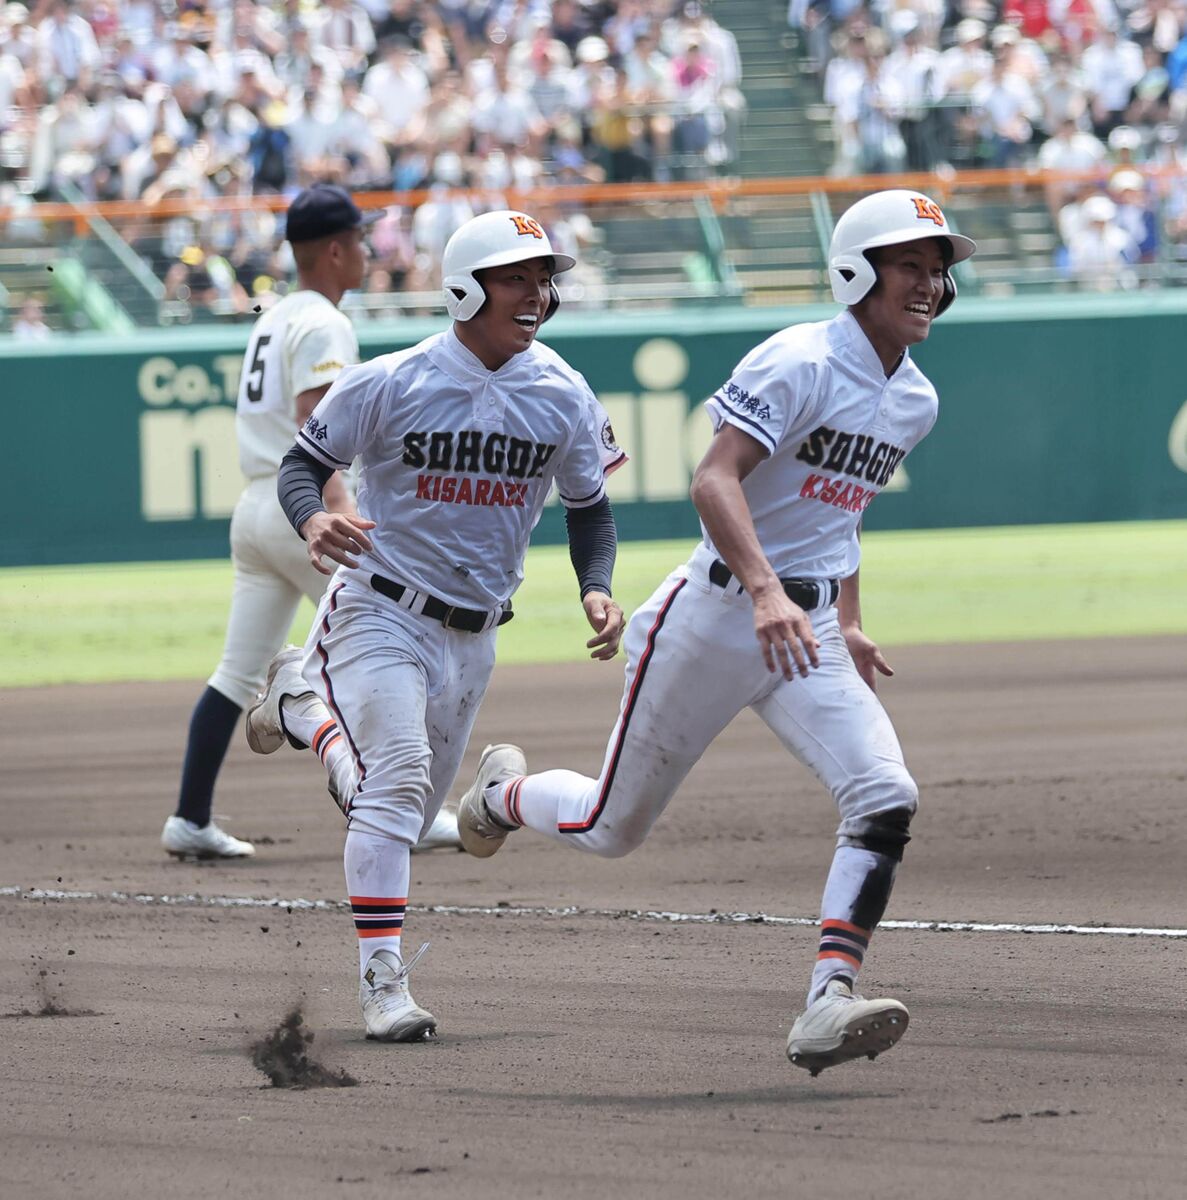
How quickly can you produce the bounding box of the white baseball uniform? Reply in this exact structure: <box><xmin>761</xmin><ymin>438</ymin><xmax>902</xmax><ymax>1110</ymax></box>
<box><xmin>208</xmin><ymin>289</ymin><xmax>358</xmax><ymax>708</ymax></box>
<box><xmin>292</xmin><ymin>326</ymin><xmax>626</xmax><ymax>848</ymax></box>
<box><xmin>496</xmin><ymin>307</ymin><xmax>931</xmax><ymax>871</ymax></box>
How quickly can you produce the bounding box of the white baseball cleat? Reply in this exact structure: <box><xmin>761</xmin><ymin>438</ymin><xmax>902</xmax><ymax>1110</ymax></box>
<box><xmin>245</xmin><ymin>645</ymin><xmax>313</xmax><ymax>755</ymax></box>
<box><xmin>412</xmin><ymin>804</ymin><xmax>463</xmax><ymax>853</ymax></box>
<box><xmin>161</xmin><ymin>815</ymin><xmax>255</xmax><ymax>860</ymax></box>
<box><xmin>455</xmin><ymin>743</ymin><xmax>526</xmax><ymax>858</ymax></box>
<box><xmin>360</xmin><ymin>944</ymin><xmax>437</xmax><ymax>1042</ymax></box>
<box><xmin>786</xmin><ymin>978</ymin><xmax>909</xmax><ymax>1076</ymax></box>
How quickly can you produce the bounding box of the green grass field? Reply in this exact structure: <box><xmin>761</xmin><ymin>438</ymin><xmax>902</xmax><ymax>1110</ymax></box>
<box><xmin>2</xmin><ymin>520</ymin><xmax>1185</xmax><ymax>688</ymax></box>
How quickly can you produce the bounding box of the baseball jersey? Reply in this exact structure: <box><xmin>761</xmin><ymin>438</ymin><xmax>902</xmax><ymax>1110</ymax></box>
<box><xmin>236</xmin><ymin>289</ymin><xmax>359</xmax><ymax>479</ymax></box>
<box><xmin>295</xmin><ymin>328</ymin><xmax>626</xmax><ymax>610</ymax></box>
<box><xmin>703</xmin><ymin>309</ymin><xmax>939</xmax><ymax>581</ymax></box>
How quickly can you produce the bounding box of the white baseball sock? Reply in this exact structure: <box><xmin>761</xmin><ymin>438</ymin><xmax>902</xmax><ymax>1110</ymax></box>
<box><xmin>345</xmin><ymin>828</ymin><xmax>410</xmax><ymax>979</ymax></box>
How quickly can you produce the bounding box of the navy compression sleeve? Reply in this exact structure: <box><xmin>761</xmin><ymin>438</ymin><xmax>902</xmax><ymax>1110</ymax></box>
<box><xmin>278</xmin><ymin>444</ymin><xmax>333</xmax><ymax>537</ymax></box>
<box><xmin>564</xmin><ymin>495</ymin><xmax>617</xmax><ymax>598</ymax></box>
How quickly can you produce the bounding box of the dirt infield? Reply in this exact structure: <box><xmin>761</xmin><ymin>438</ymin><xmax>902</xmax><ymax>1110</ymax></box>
<box><xmin>1</xmin><ymin>637</ymin><xmax>1184</xmax><ymax>1200</ymax></box>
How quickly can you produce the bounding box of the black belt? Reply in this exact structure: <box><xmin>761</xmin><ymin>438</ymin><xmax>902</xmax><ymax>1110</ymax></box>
<box><xmin>708</xmin><ymin>559</ymin><xmax>839</xmax><ymax>610</ymax></box>
<box><xmin>370</xmin><ymin>574</ymin><xmax>514</xmax><ymax>633</ymax></box>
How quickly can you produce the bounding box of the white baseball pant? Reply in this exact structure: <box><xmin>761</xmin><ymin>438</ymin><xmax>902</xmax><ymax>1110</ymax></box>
<box><xmin>505</xmin><ymin>542</ymin><xmax>917</xmax><ymax>854</ymax></box>
<box><xmin>208</xmin><ymin>477</ymin><xmax>328</xmax><ymax>708</ymax></box>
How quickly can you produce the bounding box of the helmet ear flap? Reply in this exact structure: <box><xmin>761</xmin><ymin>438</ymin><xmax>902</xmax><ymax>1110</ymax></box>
<box><xmin>541</xmin><ymin>281</ymin><xmax>560</xmax><ymax>323</ymax></box>
<box><xmin>828</xmin><ymin>252</ymin><xmax>878</xmax><ymax>306</ymax></box>
<box><xmin>935</xmin><ymin>269</ymin><xmax>956</xmax><ymax>316</ymax></box>
<box><xmin>443</xmin><ymin>271</ymin><xmax>486</xmax><ymax>321</ymax></box>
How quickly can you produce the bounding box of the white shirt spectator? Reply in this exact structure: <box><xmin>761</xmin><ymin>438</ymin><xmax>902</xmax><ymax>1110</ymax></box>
<box><xmin>411</xmin><ymin>185</ymin><xmax>475</xmax><ymax>260</ymax></box>
<box><xmin>883</xmin><ymin>40</ymin><xmax>942</xmax><ymax>117</ymax></box>
<box><xmin>316</xmin><ymin>0</ymin><xmax>377</xmax><ymax>76</ymax></box>
<box><xmin>1038</xmin><ymin>126</ymin><xmax>1107</xmax><ymax>170</ymax></box>
<box><xmin>1080</xmin><ymin>31</ymin><xmax>1144</xmax><ymax>115</ymax></box>
<box><xmin>152</xmin><ymin>36</ymin><xmax>216</xmax><ymax>95</ymax></box>
<box><xmin>36</xmin><ymin>7</ymin><xmax>101</xmax><ymax>83</ymax></box>
<box><xmin>937</xmin><ymin>39</ymin><xmax>993</xmax><ymax>99</ymax></box>
<box><xmin>971</xmin><ymin>69</ymin><xmax>1039</xmax><ymax>138</ymax></box>
<box><xmin>1067</xmin><ymin>196</ymin><xmax>1137</xmax><ymax>288</ymax></box>
<box><xmin>0</xmin><ymin>50</ymin><xmax>25</xmax><ymax>112</ymax></box>
<box><xmin>363</xmin><ymin>49</ymin><xmax>431</xmax><ymax>138</ymax></box>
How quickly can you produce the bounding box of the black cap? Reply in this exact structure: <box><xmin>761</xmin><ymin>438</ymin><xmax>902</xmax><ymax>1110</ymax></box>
<box><xmin>284</xmin><ymin>184</ymin><xmax>381</xmax><ymax>244</ymax></box>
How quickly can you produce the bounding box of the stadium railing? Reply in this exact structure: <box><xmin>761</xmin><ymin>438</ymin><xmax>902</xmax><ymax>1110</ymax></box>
<box><xmin>1</xmin><ymin>167</ymin><xmax>1182</xmax><ymax>332</ymax></box>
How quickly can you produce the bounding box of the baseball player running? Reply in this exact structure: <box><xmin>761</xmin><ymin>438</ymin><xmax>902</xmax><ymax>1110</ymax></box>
<box><xmin>244</xmin><ymin>210</ymin><xmax>628</xmax><ymax>1042</ymax></box>
<box><xmin>161</xmin><ymin>184</ymin><xmax>462</xmax><ymax>860</ymax></box>
<box><xmin>455</xmin><ymin>189</ymin><xmax>976</xmax><ymax>1076</ymax></box>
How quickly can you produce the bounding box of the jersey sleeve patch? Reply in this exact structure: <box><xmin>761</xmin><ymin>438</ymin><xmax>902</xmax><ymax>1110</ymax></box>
<box><xmin>297</xmin><ymin>418</ymin><xmax>351</xmax><ymax>468</ymax></box>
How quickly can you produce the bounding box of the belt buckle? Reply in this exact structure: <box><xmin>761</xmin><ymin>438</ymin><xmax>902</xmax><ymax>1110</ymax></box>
<box><xmin>441</xmin><ymin>604</ymin><xmax>461</xmax><ymax>630</ymax></box>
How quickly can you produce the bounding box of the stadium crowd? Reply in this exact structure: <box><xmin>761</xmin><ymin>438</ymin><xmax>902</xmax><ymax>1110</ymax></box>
<box><xmin>0</xmin><ymin>0</ymin><xmax>743</xmax><ymax>320</ymax></box>
<box><xmin>790</xmin><ymin>0</ymin><xmax>1187</xmax><ymax>285</ymax></box>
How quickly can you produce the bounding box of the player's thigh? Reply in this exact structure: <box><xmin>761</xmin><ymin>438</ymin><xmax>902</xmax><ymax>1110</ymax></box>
<box><xmin>209</xmin><ymin>546</ymin><xmax>305</xmax><ymax>708</ymax></box>
<box><xmin>421</xmin><ymin>627</ymin><xmax>498</xmax><ymax>831</ymax></box>
<box><xmin>304</xmin><ymin>585</ymin><xmax>436</xmax><ymax>843</ymax></box>
<box><xmin>597</xmin><ymin>572</ymin><xmax>761</xmax><ymax>811</ymax></box>
<box><xmin>751</xmin><ymin>613</ymin><xmax>911</xmax><ymax>813</ymax></box>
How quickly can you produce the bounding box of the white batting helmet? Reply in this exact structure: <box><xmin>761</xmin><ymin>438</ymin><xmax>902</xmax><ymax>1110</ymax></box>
<box><xmin>828</xmin><ymin>190</ymin><xmax>976</xmax><ymax>316</ymax></box>
<box><xmin>442</xmin><ymin>210</ymin><xmax>576</xmax><ymax>322</ymax></box>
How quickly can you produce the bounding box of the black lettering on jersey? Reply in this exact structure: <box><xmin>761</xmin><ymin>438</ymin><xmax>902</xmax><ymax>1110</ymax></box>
<box><xmin>847</xmin><ymin>434</ymin><xmax>874</xmax><ymax>477</ymax></box>
<box><xmin>428</xmin><ymin>432</ymin><xmax>453</xmax><ymax>471</ymax></box>
<box><xmin>823</xmin><ymin>432</ymin><xmax>855</xmax><ymax>473</ymax></box>
<box><xmin>402</xmin><ymin>431</ymin><xmax>427</xmax><ymax>468</ymax></box>
<box><xmin>878</xmin><ymin>447</ymin><xmax>907</xmax><ymax>487</ymax></box>
<box><xmin>866</xmin><ymin>442</ymin><xmax>890</xmax><ymax>483</ymax></box>
<box><xmin>455</xmin><ymin>430</ymin><xmax>482</xmax><ymax>472</ymax></box>
<box><xmin>482</xmin><ymin>433</ymin><xmax>506</xmax><ymax>473</ymax></box>
<box><xmin>505</xmin><ymin>437</ymin><xmax>533</xmax><ymax>479</ymax></box>
<box><xmin>795</xmin><ymin>426</ymin><xmax>835</xmax><ymax>466</ymax></box>
<box><xmin>528</xmin><ymin>442</ymin><xmax>557</xmax><ymax>478</ymax></box>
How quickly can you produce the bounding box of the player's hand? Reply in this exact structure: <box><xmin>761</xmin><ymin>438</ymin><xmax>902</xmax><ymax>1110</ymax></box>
<box><xmin>843</xmin><ymin>624</ymin><xmax>893</xmax><ymax>692</ymax></box>
<box><xmin>752</xmin><ymin>582</ymin><xmax>819</xmax><ymax>681</ymax></box>
<box><xmin>582</xmin><ymin>590</ymin><xmax>624</xmax><ymax>661</ymax></box>
<box><xmin>301</xmin><ymin>512</ymin><xmax>376</xmax><ymax>575</ymax></box>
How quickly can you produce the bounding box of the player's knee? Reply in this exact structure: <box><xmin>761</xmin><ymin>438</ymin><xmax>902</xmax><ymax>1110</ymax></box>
<box><xmin>582</xmin><ymin>822</ymin><xmax>648</xmax><ymax>859</ymax></box>
<box><xmin>841</xmin><ymin>772</ymin><xmax>918</xmax><ymax>861</ymax></box>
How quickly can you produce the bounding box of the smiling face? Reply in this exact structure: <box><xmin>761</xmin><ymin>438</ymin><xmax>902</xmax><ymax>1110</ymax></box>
<box><xmin>853</xmin><ymin>237</ymin><xmax>948</xmax><ymax>371</ymax></box>
<box><xmin>457</xmin><ymin>256</ymin><xmax>555</xmax><ymax>370</ymax></box>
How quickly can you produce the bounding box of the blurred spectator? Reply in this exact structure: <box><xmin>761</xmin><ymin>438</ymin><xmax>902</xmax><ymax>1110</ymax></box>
<box><xmin>1109</xmin><ymin>168</ymin><xmax>1158</xmax><ymax>261</ymax></box>
<box><xmin>1081</xmin><ymin>24</ymin><xmax>1144</xmax><ymax>137</ymax></box>
<box><xmin>884</xmin><ymin>11</ymin><xmax>943</xmax><ymax>170</ymax></box>
<box><xmin>37</xmin><ymin>0</ymin><xmax>101</xmax><ymax>91</ymax></box>
<box><xmin>969</xmin><ymin>60</ymin><xmax>1039</xmax><ymax>169</ymax></box>
<box><xmin>1037</xmin><ymin>51</ymin><xmax>1089</xmax><ymax>136</ymax></box>
<box><xmin>362</xmin><ymin>36</ymin><xmax>430</xmax><ymax>150</ymax></box>
<box><xmin>316</xmin><ymin>0</ymin><xmax>377</xmax><ymax>79</ymax></box>
<box><xmin>1038</xmin><ymin>116</ymin><xmax>1107</xmax><ymax>214</ymax></box>
<box><xmin>1065</xmin><ymin>193</ymin><xmax>1138</xmax><ymax>289</ymax></box>
<box><xmin>12</xmin><ymin>294</ymin><xmax>50</xmax><ymax>339</ymax></box>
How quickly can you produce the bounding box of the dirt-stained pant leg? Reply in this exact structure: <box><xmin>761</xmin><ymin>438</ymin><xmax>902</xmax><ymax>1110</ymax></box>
<box><xmin>302</xmin><ymin>578</ymin><xmax>497</xmax><ymax>846</ymax></box>
<box><xmin>751</xmin><ymin>606</ymin><xmax>919</xmax><ymax>848</ymax></box>
<box><xmin>510</xmin><ymin>566</ymin><xmax>769</xmax><ymax>856</ymax></box>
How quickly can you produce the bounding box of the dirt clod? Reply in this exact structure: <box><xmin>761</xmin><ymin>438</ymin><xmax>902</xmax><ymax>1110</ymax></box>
<box><xmin>250</xmin><ymin>1007</ymin><xmax>357</xmax><ymax>1089</ymax></box>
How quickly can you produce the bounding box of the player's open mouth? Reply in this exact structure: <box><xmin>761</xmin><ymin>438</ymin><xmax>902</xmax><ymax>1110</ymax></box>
<box><xmin>513</xmin><ymin>314</ymin><xmax>539</xmax><ymax>330</ymax></box>
<box><xmin>905</xmin><ymin>302</ymin><xmax>930</xmax><ymax>317</ymax></box>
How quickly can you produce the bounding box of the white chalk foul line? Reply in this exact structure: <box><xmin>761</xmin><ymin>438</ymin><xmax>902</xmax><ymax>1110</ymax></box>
<box><xmin>2</xmin><ymin>885</ymin><xmax>1185</xmax><ymax>939</ymax></box>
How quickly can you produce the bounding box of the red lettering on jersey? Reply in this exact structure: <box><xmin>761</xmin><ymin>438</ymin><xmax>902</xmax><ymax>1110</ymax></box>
<box><xmin>848</xmin><ymin>485</ymin><xmax>866</xmax><ymax>512</ymax></box>
<box><xmin>511</xmin><ymin>483</ymin><xmax>528</xmax><ymax>506</ymax></box>
<box><xmin>832</xmin><ymin>483</ymin><xmax>853</xmax><ymax>509</ymax></box>
<box><xmin>819</xmin><ymin>478</ymin><xmax>841</xmax><ymax>503</ymax></box>
<box><xmin>510</xmin><ymin>215</ymin><xmax>545</xmax><ymax>239</ymax></box>
<box><xmin>912</xmin><ymin>197</ymin><xmax>946</xmax><ymax>227</ymax></box>
<box><xmin>474</xmin><ymin>479</ymin><xmax>491</xmax><ymax>505</ymax></box>
<box><xmin>440</xmin><ymin>476</ymin><xmax>457</xmax><ymax>502</ymax></box>
<box><xmin>416</xmin><ymin>475</ymin><xmax>433</xmax><ymax>500</ymax></box>
<box><xmin>800</xmin><ymin>474</ymin><xmax>823</xmax><ymax>498</ymax></box>
<box><xmin>456</xmin><ymin>477</ymin><xmax>473</xmax><ymax>505</ymax></box>
<box><xmin>489</xmin><ymin>481</ymin><xmax>506</xmax><ymax>506</ymax></box>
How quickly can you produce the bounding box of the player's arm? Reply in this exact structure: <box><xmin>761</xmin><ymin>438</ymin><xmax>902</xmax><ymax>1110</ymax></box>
<box><xmin>690</xmin><ymin>424</ymin><xmax>820</xmax><ymax>680</ymax></box>
<box><xmin>838</xmin><ymin>524</ymin><xmax>893</xmax><ymax>692</ymax></box>
<box><xmin>296</xmin><ymin>385</ymin><xmax>353</xmax><ymax>515</ymax></box>
<box><xmin>278</xmin><ymin>444</ymin><xmax>375</xmax><ymax>576</ymax></box>
<box><xmin>564</xmin><ymin>496</ymin><xmax>624</xmax><ymax>660</ymax></box>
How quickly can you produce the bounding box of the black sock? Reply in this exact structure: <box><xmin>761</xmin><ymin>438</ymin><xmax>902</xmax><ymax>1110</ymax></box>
<box><xmin>175</xmin><ymin>686</ymin><xmax>242</xmax><ymax>826</ymax></box>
